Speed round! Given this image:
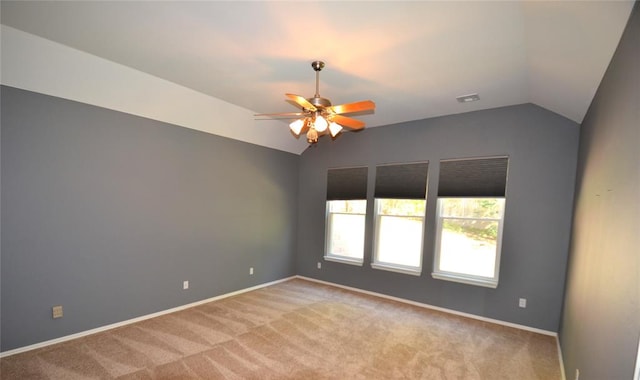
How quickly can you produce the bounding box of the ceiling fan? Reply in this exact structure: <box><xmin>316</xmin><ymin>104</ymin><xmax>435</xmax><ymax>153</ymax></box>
<box><xmin>255</xmin><ymin>61</ymin><xmax>375</xmax><ymax>144</ymax></box>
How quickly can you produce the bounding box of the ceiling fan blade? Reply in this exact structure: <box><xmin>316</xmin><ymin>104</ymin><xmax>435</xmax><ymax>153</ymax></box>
<box><xmin>332</xmin><ymin>115</ymin><xmax>365</xmax><ymax>130</ymax></box>
<box><xmin>255</xmin><ymin>112</ymin><xmax>306</xmax><ymax>119</ymax></box>
<box><xmin>285</xmin><ymin>93</ymin><xmax>317</xmax><ymax>112</ymax></box>
<box><xmin>330</xmin><ymin>100</ymin><xmax>375</xmax><ymax>115</ymax></box>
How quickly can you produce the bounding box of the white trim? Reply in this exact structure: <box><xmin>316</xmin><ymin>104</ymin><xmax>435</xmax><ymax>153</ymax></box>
<box><xmin>324</xmin><ymin>200</ymin><xmax>367</xmax><ymax>266</ymax></box>
<box><xmin>557</xmin><ymin>335</ymin><xmax>567</xmax><ymax>380</ymax></box>
<box><xmin>323</xmin><ymin>255</ymin><xmax>364</xmax><ymax>266</ymax></box>
<box><xmin>371</xmin><ymin>262</ymin><xmax>422</xmax><ymax>276</ymax></box>
<box><xmin>296</xmin><ymin>275</ymin><xmax>557</xmax><ymax>337</ymax></box>
<box><xmin>0</xmin><ymin>276</ymin><xmax>295</xmax><ymax>358</ymax></box>
<box><xmin>634</xmin><ymin>334</ymin><xmax>640</xmax><ymax>380</ymax></box>
<box><xmin>1</xmin><ymin>275</ymin><xmax>560</xmax><ymax>360</ymax></box>
<box><xmin>372</xmin><ymin>198</ymin><xmax>426</xmax><ymax>275</ymax></box>
<box><xmin>432</xmin><ymin>197</ymin><xmax>505</xmax><ymax>288</ymax></box>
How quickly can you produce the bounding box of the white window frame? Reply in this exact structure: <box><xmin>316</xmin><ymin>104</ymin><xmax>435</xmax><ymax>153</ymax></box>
<box><xmin>324</xmin><ymin>200</ymin><xmax>366</xmax><ymax>266</ymax></box>
<box><xmin>371</xmin><ymin>198</ymin><xmax>425</xmax><ymax>276</ymax></box>
<box><xmin>432</xmin><ymin>197</ymin><xmax>505</xmax><ymax>288</ymax></box>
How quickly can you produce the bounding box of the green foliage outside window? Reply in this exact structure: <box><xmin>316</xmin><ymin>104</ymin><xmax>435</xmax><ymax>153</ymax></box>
<box><xmin>443</xmin><ymin>219</ymin><xmax>498</xmax><ymax>241</ymax></box>
<box><xmin>329</xmin><ymin>200</ymin><xmax>366</xmax><ymax>214</ymax></box>
<box><xmin>440</xmin><ymin>198</ymin><xmax>504</xmax><ymax>241</ymax></box>
<box><xmin>378</xmin><ymin>199</ymin><xmax>425</xmax><ymax>216</ymax></box>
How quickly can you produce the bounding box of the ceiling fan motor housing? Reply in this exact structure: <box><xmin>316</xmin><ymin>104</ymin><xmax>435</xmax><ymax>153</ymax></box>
<box><xmin>308</xmin><ymin>96</ymin><xmax>332</xmax><ymax>109</ymax></box>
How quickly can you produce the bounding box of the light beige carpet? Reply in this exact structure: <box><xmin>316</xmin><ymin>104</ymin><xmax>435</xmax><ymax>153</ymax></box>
<box><xmin>0</xmin><ymin>278</ymin><xmax>561</xmax><ymax>379</ymax></box>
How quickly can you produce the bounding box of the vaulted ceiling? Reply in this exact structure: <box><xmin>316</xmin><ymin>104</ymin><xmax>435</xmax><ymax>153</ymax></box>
<box><xmin>1</xmin><ymin>1</ymin><xmax>634</xmax><ymax>154</ymax></box>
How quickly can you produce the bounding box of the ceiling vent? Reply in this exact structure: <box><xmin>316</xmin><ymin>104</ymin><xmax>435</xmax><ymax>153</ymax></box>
<box><xmin>456</xmin><ymin>93</ymin><xmax>480</xmax><ymax>103</ymax></box>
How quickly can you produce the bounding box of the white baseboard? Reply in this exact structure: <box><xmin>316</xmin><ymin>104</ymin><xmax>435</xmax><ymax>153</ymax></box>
<box><xmin>2</xmin><ymin>274</ymin><xmax>564</xmax><ymax>365</ymax></box>
<box><xmin>296</xmin><ymin>275</ymin><xmax>558</xmax><ymax>337</ymax></box>
<box><xmin>557</xmin><ymin>336</ymin><xmax>567</xmax><ymax>380</ymax></box>
<box><xmin>0</xmin><ymin>276</ymin><xmax>295</xmax><ymax>358</ymax></box>
<box><xmin>634</xmin><ymin>336</ymin><xmax>640</xmax><ymax>380</ymax></box>
<box><xmin>298</xmin><ymin>275</ymin><xmax>569</xmax><ymax>378</ymax></box>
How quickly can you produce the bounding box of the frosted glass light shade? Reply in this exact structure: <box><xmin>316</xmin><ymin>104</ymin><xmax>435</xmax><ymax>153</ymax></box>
<box><xmin>329</xmin><ymin>122</ymin><xmax>343</xmax><ymax>137</ymax></box>
<box><xmin>314</xmin><ymin>115</ymin><xmax>328</xmax><ymax>132</ymax></box>
<box><xmin>289</xmin><ymin>119</ymin><xmax>305</xmax><ymax>135</ymax></box>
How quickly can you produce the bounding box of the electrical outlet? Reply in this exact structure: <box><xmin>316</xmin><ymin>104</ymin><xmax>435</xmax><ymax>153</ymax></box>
<box><xmin>575</xmin><ymin>368</ymin><xmax>580</xmax><ymax>380</ymax></box>
<box><xmin>183</xmin><ymin>280</ymin><xmax>189</xmax><ymax>290</ymax></box>
<box><xmin>519</xmin><ymin>298</ymin><xmax>527</xmax><ymax>308</ymax></box>
<box><xmin>317</xmin><ymin>262</ymin><xmax>322</xmax><ymax>269</ymax></box>
<box><xmin>52</xmin><ymin>305</ymin><xmax>63</xmax><ymax>319</ymax></box>
<box><xmin>250</xmin><ymin>267</ymin><xmax>254</xmax><ymax>275</ymax></box>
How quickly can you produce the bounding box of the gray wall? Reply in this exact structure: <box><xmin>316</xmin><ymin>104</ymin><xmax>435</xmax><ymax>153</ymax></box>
<box><xmin>1</xmin><ymin>86</ymin><xmax>299</xmax><ymax>351</ymax></box>
<box><xmin>560</xmin><ymin>3</ymin><xmax>639</xmax><ymax>379</ymax></box>
<box><xmin>297</xmin><ymin>103</ymin><xmax>580</xmax><ymax>332</ymax></box>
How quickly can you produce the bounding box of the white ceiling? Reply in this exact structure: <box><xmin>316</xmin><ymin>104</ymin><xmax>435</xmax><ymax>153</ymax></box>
<box><xmin>0</xmin><ymin>1</ymin><xmax>634</xmax><ymax>154</ymax></box>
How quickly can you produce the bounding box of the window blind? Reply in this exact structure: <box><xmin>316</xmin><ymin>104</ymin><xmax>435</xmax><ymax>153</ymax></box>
<box><xmin>438</xmin><ymin>157</ymin><xmax>508</xmax><ymax>197</ymax></box>
<box><xmin>374</xmin><ymin>162</ymin><xmax>429</xmax><ymax>199</ymax></box>
<box><xmin>326</xmin><ymin>167</ymin><xmax>368</xmax><ymax>200</ymax></box>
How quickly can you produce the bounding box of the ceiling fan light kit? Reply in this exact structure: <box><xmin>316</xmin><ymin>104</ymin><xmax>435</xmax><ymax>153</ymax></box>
<box><xmin>289</xmin><ymin>119</ymin><xmax>305</xmax><ymax>135</ymax></box>
<box><xmin>328</xmin><ymin>121</ymin><xmax>343</xmax><ymax>137</ymax></box>
<box><xmin>256</xmin><ymin>61</ymin><xmax>375</xmax><ymax>145</ymax></box>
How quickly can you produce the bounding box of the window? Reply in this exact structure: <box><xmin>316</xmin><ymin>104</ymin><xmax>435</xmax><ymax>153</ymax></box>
<box><xmin>374</xmin><ymin>199</ymin><xmax>425</xmax><ymax>271</ymax></box>
<box><xmin>433</xmin><ymin>157</ymin><xmax>508</xmax><ymax>288</ymax></box>
<box><xmin>372</xmin><ymin>162</ymin><xmax>428</xmax><ymax>275</ymax></box>
<box><xmin>435</xmin><ymin>198</ymin><xmax>505</xmax><ymax>281</ymax></box>
<box><xmin>326</xmin><ymin>200</ymin><xmax>367</xmax><ymax>263</ymax></box>
<box><xmin>324</xmin><ymin>167</ymin><xmax>368</xmax><ymax>265</ymax></box>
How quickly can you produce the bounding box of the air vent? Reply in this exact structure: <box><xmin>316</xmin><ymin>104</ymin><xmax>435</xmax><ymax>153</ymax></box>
<box><xmin>456</xmin><ymin>93</ymin><xmax>480</xmax><ymax>103</ymax></box>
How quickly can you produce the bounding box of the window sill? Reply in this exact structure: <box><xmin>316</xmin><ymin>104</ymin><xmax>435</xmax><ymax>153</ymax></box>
<box><xmin>431</xmin><ymin>272</ymin><xmax>498</xmax><ymax>288</ymax></box>
<box><xmin>324</xmin><ymin>255</ymin><xmax>363</xmax><ymax>266</ymax></box>
<box><xmin>371</xmin><ymin>262</ymin><xmax>422</xmax><ymax>276</ymax></box>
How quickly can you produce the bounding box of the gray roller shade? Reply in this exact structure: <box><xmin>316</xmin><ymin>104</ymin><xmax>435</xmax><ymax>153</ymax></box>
<box><xmin>374</xmin><ymin>162</ymin><xmax>429</xmax><ymax>199</ymax></box>
<box><xmin>438</xmin><ymin>157</ymin><xmax>508</xmax><ymax>197</ymax></box>
<box><xmin>327</xmin><ymin>167</ymin><xmax>368</xmax><ymax>200</ymax></box>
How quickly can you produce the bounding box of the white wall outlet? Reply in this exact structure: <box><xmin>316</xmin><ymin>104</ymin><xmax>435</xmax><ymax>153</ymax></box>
<box><xmin>519</xmin><ymin>298</ymin><xmax>527</xmax><ymax>308</ymax></box>
<box><xmin>317</xmin><ymin>262</ymin><xmax>322</xmax><ymax>269</ymax></box>
<box><xmin>52</xmin><ymin>305</ymin><xmax>63</xmax><ymax>319</ymax></box>
<box><xmin>183</xmin><ymin>280</ymin><xmax>189</xmax><ymax>290</ymax></box>
<box><xmin>249</xmin><ymin>267</ymin><xmax>254</xmax><ymax>275</ymax></box>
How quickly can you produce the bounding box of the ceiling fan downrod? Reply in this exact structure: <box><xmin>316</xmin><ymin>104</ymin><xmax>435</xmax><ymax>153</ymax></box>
<box><xmin>311</xmin><ymin>61</ymin><xmax>325</xmax><ymax>98</ymax></box>
<box><xmin>308</xmin><ymin>61</ymin><xmax>331</xmax><ymax>109</ymax></box>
